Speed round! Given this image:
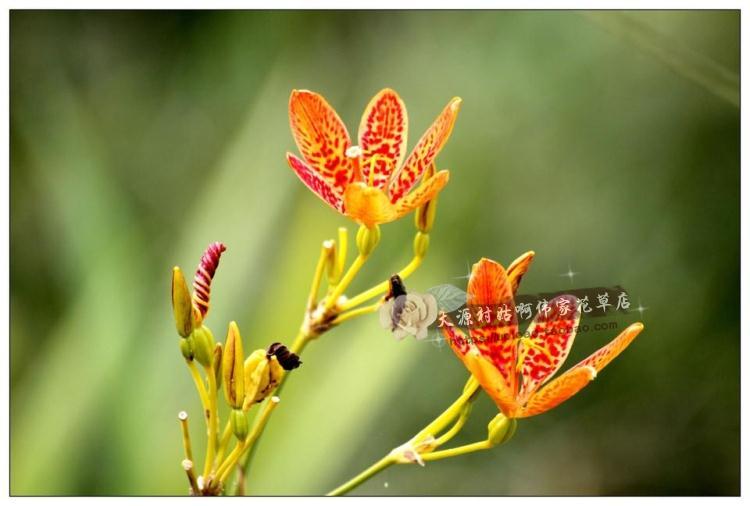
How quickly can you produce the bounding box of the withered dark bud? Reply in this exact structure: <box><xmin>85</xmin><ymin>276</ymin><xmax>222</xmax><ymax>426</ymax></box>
<box><xmin>385</xmin><ymin>274</ymin><xmax>408</xmax><ymax>331</ymax></box>
<box><xmin>266</xmin><ymin>342</ymin><xmax>302</xmax><ymax>371</ymax></box>
<box><xmin>385</xmin><ymin>274</ymin><xmax>407</xmax><ymax>301</ymax></box>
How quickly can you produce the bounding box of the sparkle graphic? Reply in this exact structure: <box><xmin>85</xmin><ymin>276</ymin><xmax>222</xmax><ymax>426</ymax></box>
<box><xmin>635</xmin><ymin>299</ymin><xmax>649</xmax><ymax>317</ymax></box>
<box><xmin>559</xmin><ymin>263</ymin><xmax>580</xmax><ymax>285</ymax></box>
<box><xmin>453</xmin><ymin>260</ymin><xmax>472</xmax><ymax>281</ymax></box>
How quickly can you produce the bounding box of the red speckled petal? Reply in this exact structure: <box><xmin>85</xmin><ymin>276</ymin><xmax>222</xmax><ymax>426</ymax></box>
<box><xmin>388</xmin><ymin>97</ymin><xmax>461</xmax><ymax>203</ymax></box>
<box><xmin>573</xmin><ymin>322</ymin><xmax>644</xmax><ymax>373</ymax></box>
<box><xmin>289</xmin><ymin>90</ymin><xmax>353</xmax><ymax>192</ymax></box>
<box><xmin>442</xmin><ymin>317</ymin><xmax>518</xmax><ymax>417</ymax></box>
<box><xmin>467</xmin><ymin>258</ymin><xmax>519</xmax><ymax>397</ymax></box>
<box><xmin>393</xmin><ymin>170</ymin><xmax>449</xmax><ymax>218</ymax></box>
<box><xmin>507</xmin><ymin>251</ymin><xmax>535</xmax><ymax>296</ymax></box>
<box><xmin>358</xmin><ymin>89</ymin><xmax>408</xmax><ymax>190</ymax></box>
<box><xmin>516</xmin><ymin>365</ymin><xmax>596</xmax><ymax>418</ymax></box>
<box><xmin>517</xmin><ymin>322</ymin><xmax>643</xmax><ymax>418</ymax></box>
<box><xmin>517</xmin><ymin>295</ymin><xmax>581</xmax><ymax>402</ymax></box>
<box><xmin>286</xmin><ymin>153</ymin><xmax>344</xmax><ymax>213</ymax></box>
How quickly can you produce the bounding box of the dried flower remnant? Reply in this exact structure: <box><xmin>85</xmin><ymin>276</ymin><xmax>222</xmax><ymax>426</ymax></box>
<box><xmin>192</xmin><ymin>242</ymin><xmax>226</xmax><ymax>322</ymax></box>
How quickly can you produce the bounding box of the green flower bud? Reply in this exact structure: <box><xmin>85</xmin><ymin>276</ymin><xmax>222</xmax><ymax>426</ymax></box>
<box><xmin>191</xmin><ymin>325</ymin><xmax>214</xmax><ymax>368</ymax></box>
<box><xmin>413</xmin><ymin>232</ymin><xmax>430</xmax><ymax>258</ymax></box>
<box><xmin>172</xmin><ymin>266</ymin><xmax>194</xmax><ymax>337</ymax></box>
<box><xmin>179</xmin><ymin>337</ymin><xmax>194</xmax><ymax>361</ymax></box>
<box><xmin>487</xmin><ymin>414</ymin><xmax>517</xmax><ymax>447</ymax></box>
<box><xmin>222</xmin><ymin>322</ymin><xmax>245</xmax><ymax>409</ymax></box>
<box><xmin>356</xmin><ymin>224</ymin><xmax>381</xmax><ymax>256</ymax></box>
<box><xmin>230</xmin><ymin>408</ymin><xmax>249</xmax><ymax>440</ymax></box>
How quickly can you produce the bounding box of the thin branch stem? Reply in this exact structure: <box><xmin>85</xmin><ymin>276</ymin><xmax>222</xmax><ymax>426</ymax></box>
<box><xmin>186</xmin><ymin>360</ymin><xmax>210</xmax><ymax>409</ymax></box>
<box><xmin>214</xmin><ymin>420</ymin><xmax>233</xmax><ymax>468</ymax></box>
<box><xmin>324</xmin><ymin>253</ymin><xmax>368</xmax><ymax>312</ymax></box>
<box><xmin>326</xmin><ymin>454</ymin><xmax>396</xmax><ymax>496</ymax></box>
<box><xmin>308</xmin><ymin>241</ymin><xmax>332</xmax><ymax>310</ymax></box>
<box><xmin>178</xmin><ymin>411</ymin><xmax>193</xmax><ymax>462</ymax></box>
<box><xmin>217</xmin><ymin>396</ymin><xmax>280</xmax><ymax>485</ymax></box>
<box><xmin>203</xmin><ymin>365</ymin><xmax>219</xmax><ymax>478</ymax></box>
<box><xmin>340</xmin><ymin>254</ymin><xmax>423</xmax><ymax>311</ymax></box>
<box><xmin>420</xmin><ymin>440</ymin><xmax>492</xmax><ymax>462</ymax></box>
<box><xmin>332</xmin><ymin>301</ymin><xmax>382</xmax><ymax>325</ymax></box>
<box><xmin>328</xmin><ymin>376</ymin><xmax>480</xmax><ymax>496</ymax></box>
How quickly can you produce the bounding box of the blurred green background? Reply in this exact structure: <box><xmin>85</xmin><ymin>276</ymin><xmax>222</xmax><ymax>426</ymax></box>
<box><xmin>10</xmin><ymin>10</ymin><xmax>739</xmax><ymax>496</ymax></box>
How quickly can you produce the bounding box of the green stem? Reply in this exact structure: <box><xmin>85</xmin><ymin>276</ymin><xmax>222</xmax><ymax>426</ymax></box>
<box><xmin>326</xmin><ymin>455</ymin><xmax>396</xmax><ymax>496</ymax></box>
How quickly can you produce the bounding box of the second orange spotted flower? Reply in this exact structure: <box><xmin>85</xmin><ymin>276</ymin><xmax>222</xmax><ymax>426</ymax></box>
<box><xmin>286</xmin><ymin>89</ymin><xmax>461</xmax><ymax>228</ymax></box>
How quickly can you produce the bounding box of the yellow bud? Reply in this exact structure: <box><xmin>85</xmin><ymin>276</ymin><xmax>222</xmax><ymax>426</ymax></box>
<box><xmin>241</xmin><ymin>351</ymin><xmax>286</xmax><ymax>409</ymax></box>
<box><xmin>230</xmin><ymin>408</ymin><xmax>249</xmax><ymax>440</ymax></box>
<box><xmin>191</xmin><ymin>325</ymin><xmax>214</xmax><ymax>368</ymax></box>
<box><xmin>172</xmin><ymin>267</ymin><xmax>194</xmax><ymax>337</ymax></box>
<box><xmin>487</xmin><ymin>414</ymin><xmax>517</xmax><ymax>447</ymax></box>
<box><xmin>355</xmin><ymin>224</ymin><xmax>381</xmax><ymax>256</ymax></box>
<box><xmin>212</xmin><ymin>343</ymin><xmax>223</xmax><ymax>389</ymax></box>
<box><xmin>413</xmin><ymin>232</ymin><xmax>430</xmax><ymax>258</ymax></box>
<box><xmin>222</xmin><ymin>322</ymin><xmax>245</xmax><ymax>409</ymax></box>
<box><xmin>243</xmin><ymin>349</ymin><xmax>269</xmax><ymax>409</ymax></box>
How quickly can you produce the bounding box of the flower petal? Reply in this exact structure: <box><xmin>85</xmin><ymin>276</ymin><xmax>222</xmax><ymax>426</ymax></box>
<box><xmin>343</xmin><ymin>182</ymin><xmax>397</xmax><ymax>227</ymax></box>
<box><xmin>388</xmin><ymin>97</ymin><xmax>461</xmax><ymax>202</ymax></box>
<box><xmin>507</xmin><ymin>251</ymin><xmax>535</xmax><ymax>296</ymax></box>
<box><xmin>572</xmin><ymin>322</ymin><xmax>644</xmax><ymax>373</ymax></box>
<box><xmin>516</xmin><ymin>365</ymin><xmax>596</xmax><ymax>418</ymax></box>
<box><xmin>441</xmin><ymin>315</ymin><xmax>518</xmax><ymax>417</ymax></box>
<box><xmin>393</xmin><ymin>170</ymin><xmax>450</xmax><ymax>218</ymax></box>
<box><xmin>286</xmin><ymin>153</ymin><xmax>344</xmax><ymax>212</ymax></box>
<box><xmin>517</xmin><ymin>294</ymin><xmax>581</xmax><ymax>402</ymax></box>
<box><xmin>517</xmin><ymin>322</ymin><xmax>643</xmax><ymax>418</ymax></box>
<box><xmin>289</xmin><ymin>90</ymin><xmax>352</xmax><ymax>192</ymax></box>
<box><xmin>358</xmin><ymin>88</ymin><xmax>408</xmax><ymax>190</ymax></box>
<box><xmin>466</xmin><ymin>258</ymin><xmax>519</xmax><ymax>397</ymax></box>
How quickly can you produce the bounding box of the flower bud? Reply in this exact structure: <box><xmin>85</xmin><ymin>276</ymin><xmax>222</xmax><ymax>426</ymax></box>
<box><xmin>191</xmin><ymin>326</ymin><xmax>214</xmax><ymax>368</ymax></box>
<box><xmin>212</xmin><ymin>343</ymin><xmax>223</xmax><ymax>389</ymax></box>
<box><xmin>487</xmin><ymin>414</ymin><xmax>517</xmax><ymax>447</ymax></box>
<box><xmin>356</xmin><ymin>224</ymin><xmax>381</xmax><ymax>256</ymax></box>
<box><xmin>179</xmin><ymin>337</ymin><xmax>195</xmax><ymax>361</ymax></box>
<box><xmin>172</xmin><ymin>267</ymin><xmax>194</xmax><ymax>337</ymax></box>
<box><xmin>414</xmin><ymin>163</ymin><xmax>438</xmax><ymax>233</ymax></box>
<box><xmin>222</xmin><ymin>322</ymin><xmax>245</xmax><ymax>409</ymax></box>
<box><xmin>243</xmin><ymin>349</ymin><xmax>269</xmax><ymax>409</ymax></box>
<box><xmin>242</xmin><ymin>349</ymin><xmax>289</xmax><ymax>409</ymax></box>
<box><xmin>230</xmin><ymin>408</ymin><xmax>249</xmax><ymax>440</ymax></box>
<box><xmin>413</xmin><ymin>232</ymin><xmax>430</xmax><ymax>258</ymax></box>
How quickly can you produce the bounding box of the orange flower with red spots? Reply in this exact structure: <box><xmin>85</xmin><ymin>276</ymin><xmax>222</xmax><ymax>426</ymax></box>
<box><xmin>286</xmin><ymin>88</ymin><xmax>461</xmax><ymax>228</ymax></box>
<box><xmin>441</xmin><ymin>253</ymin><xmax>644</xmax><ymax>419</ymax></box>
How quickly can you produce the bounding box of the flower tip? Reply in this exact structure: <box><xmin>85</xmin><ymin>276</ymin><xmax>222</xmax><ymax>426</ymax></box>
<box><xmin>178</xmin><ymin>411</ymin><xmax>188</xmax><ymax>421</ymax></box>
<box><xmin>450</xmin><ymin>97</ymin><xmax>463</xmax><ymax>111</ymax></box>
<box><xmin>271</xmin><ymin>395</ymin><xmax>281</xmax><ymax>404</ymax></box>
<box><xmin>181</xmin><ymin>459</ymin><xmax>193</xmax><ymax>471</ymax></box>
